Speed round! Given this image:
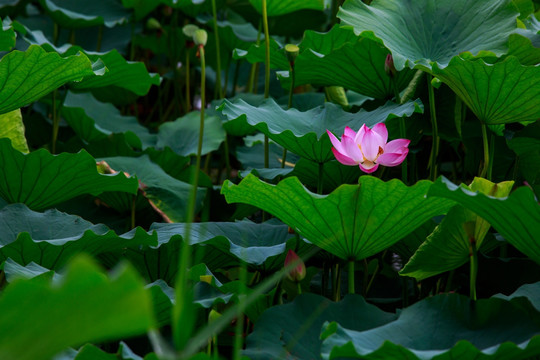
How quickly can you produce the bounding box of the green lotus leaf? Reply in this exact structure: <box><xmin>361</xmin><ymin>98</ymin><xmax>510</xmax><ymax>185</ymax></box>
<box><xmin>0</xmin><ymin>109</ymin><xmax>28</xmax><ymax>153</ymax></box>
<box><xmin>0</xmin><ymin>255</ymin><xmax>154</xmax><ymax>360</ymax></box>
<box><xmin>221</xmin><ymin>175</ymin><xmax>454</xmax><ymax>261</ymax></box>
<box><xmin>233</xmin><ymin>37</ymin><xmax>289</xmax><ymax>71</ymax></box>
<box><xmin>113</xmin><ymin>220</ymin><xmax>294</xmax><ymax>283</ymax></box>
<box><xmin>495</xmin><ymin>281</ymin><xmax>540</xmax><ymax>312</ymax></box>
<box><xmin>98</xmin><ymin>155</ymin><xmax>206</xmax><ymax>223</ymax></box>
<box><xmin>321</xmin><ymin>293</ymin><xmax>540</xmax><ymax>359</ymax></box>
<box><xmin>2</xmin><ymin>259</ymin><xmax>58</xmax><ymax>283</ymax></box>
<box><xmin>70</xmin><ymin>342</ymin><xmax>143</xmax><ymax>360</ymax></box>
<box><xmin>39</xmin><ymin>0</ymin><xmax>130</xmax><ymax>28</ymax></box>
<box><xmin>279</xmin><ymin>26</ymin><xmax>415</xmax><ymax>99</ymax></box>
<box><xmin>507</xmin><ymin>133</ymin><xmax>540</xmax><ymax>194</ymax></box>
<box><xmin>121</xmin><ymin>0</ymin><xmax>167</xmax><ymax>20</ymax></box>
<box><xmin>248</xmin><ymin>0</ymin><xmax>325</xmax><ymax>16</ymax></box>
<box><xmin>401</xmin><ymin>178</ymin><xmax>514</xmax><ymax>281</ymax></box>
<box><xmin>428</xmin><ymin>176</ymin><xmax>540</xmax><ymax>264</ymax></box>
<box><xmin>0</xmin><ymin>203</ymin><xmax>157</xmax><ymax>269</ymax></box>
<box><xmin>156</xmin><ymin>111</ymin><xmax>226</xmax><ymax>157</ymax></box>
<box><xmin>432</xmin><ymin>56</ymin><xmax>540</xmax><ymax>125</ymax></box>
<box><xmin>0</xmin><ymin>45</ymin><xmax>100</xmax><ymax>115</ymax></box>
<box><xmin>165</xmin><ymin>0</ymin><xmax>226</xmax><ymax>17</ymax></box>
<box><xmin>338</xmin><ymin>0</ymin><xmax>518</xmax><ymax>71</ymax></box>
<box><xmin>61</xmin><ymin>91</ymin><xmax>157</xmax><ymax>149</ymax></box>
<box><xmin>0</xmin><ymin>138</ymin><xmax>138</xmax><ymax>210</ymax></box>
<box><xmin>219</xmin><ymin>98</ymin><xmax>422</xmax><ymax>163</ymax></box>
<box><xmin>24</xmin><ymin>30</ymin><xmax>159</xmax><ymax>97</ymax></box>
<box><xmin>244</xmin><ymin>294</ymin><xmax>397</xmax><ymax>360</ymax></box>
<box><xmin>0</xmin><ymin>19</ymin><xmax>15</xmax><ymax>51</ymax></box>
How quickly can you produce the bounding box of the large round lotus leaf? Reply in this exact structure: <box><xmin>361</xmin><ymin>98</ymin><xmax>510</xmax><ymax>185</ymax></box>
<box><xmin>61</xmin><ymin>91</ymin><xmax>157</xmax><ymax>149</ymax></box>
<box><xmin>157</xmin><ymin>112</ymin><xmax>226</xmax><ymax>157</ymax></box>
<box><xmin>0</xmin><ymin>256</ymin><xmax>154</xmax><ymax>360</ymax></box>
<box><xmin>248</xmin><ymin>0</ymin><xmax>325</xmax><ymax>16</ymax></box>
<box><xmin>219</xmin><ymin>98</ymin><xmax>422</xmax><ymax>163</ymax></box>
<box><xmin>0</xmin><ymin>138</ymin><xmax>138</xmax><ymax>211</ymax></box>
<box><xmin>221</xmin><ymin>175</ymin><xmax>454</xmax><ymax>261</ymax></box>
<box><xmin>321</xmin><ymin>293</ymin><xmax>540</xmax><ymax>359</ymax></box>
<box><xmin>39</xmin><ymin>0</ymin><xmax>130</xmax><ymax>28</ymax></box>
<box><xmin>0</xmin><ymin>203</ymin><xmax>157</xmax><ymax>269</ymax></box>
<box><xmin>244</xmin><ymin>294</ymin><xmax>396</xmax><ymax>360</ymax></box>
<box><xmin>432</xmin><ymin>56</ymin><xmax>540</xmax><ymax>125</ymax></box>
<box><xmin>427</xmin><ymin>176</ymin><xmax>540</xmax><ymax>264</ymax></box>
<box><xmin>0</xmin><ymin>20</ymin><xmax>15</xmax><ymax>51</ymax></box>
<box><xmin>0</xmin><ymin>45</ymin><xmax>100</xmax><ymax>115</ymax></box>
<box><xmin>338</xmin><ymin>0</ymin><xmax>519</xmax><ymax>71</ymax></box>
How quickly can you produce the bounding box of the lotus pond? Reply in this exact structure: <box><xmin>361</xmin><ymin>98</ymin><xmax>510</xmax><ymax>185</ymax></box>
<box><xmin>0</xmin><ymin>0</ymin><xmax>539</xmax><ymax>359</ymax></box>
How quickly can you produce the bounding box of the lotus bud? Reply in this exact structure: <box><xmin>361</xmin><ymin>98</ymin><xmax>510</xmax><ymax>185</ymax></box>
<box><xmin>384</xmin><ymin>53</ymin><xmax>397</xmax><ymax>78</ymax></box>
<box><xmin>193</xmin><ymin>29</ymin><xmax>208</xmax><ymax>47</ymax></box>
<box><xmin>284</xmin><ymin>43</ymin><xmax>299</xmax><ymax>65</ymax></box>
<box><xmin>285</xmin><ymin>250</ymin><xmax>306</xmax><ymax>282</ymax></box>
<box><xmin>182</xmin><ymin>24</ymin><xmax>199</xmax><ymax>38</ymax></box>
<box><xmin>208</xmin><ymin>309</ymin><xmax>222</xmax><ymax>322</ymax></box>
<box><xmin>146</xmin><ymin>17</ymin><xmax>162</xmax><ymax>31</ymax></box>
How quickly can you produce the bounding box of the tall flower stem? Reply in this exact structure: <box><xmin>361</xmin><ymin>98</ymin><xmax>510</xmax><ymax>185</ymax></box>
<box><xmin>173</xmin><ymin>41</ymin><xmax>206</xmax><ymax>350</ymax></box>
<box><xmin>262</xmin><ymin>0</ymin><xmax>270</xmax><ymax>169</ymax></box>
<box><xmin>480</xmin><ymin>123</ymin><xmax>489</xmax><ymax>178</ymax></box>
<box><xmin>427</xmin><ymin>75</ymin><xmax>439</xmax><ymax>181</ymax></box>
<box><xmin>469</xmin><ymin>237</ymin><xmax>478</xmax><ymax>301</ymax></box>
<box><xmin>185</xmin><ymin>49</ymin><xmax>191</xmax><ymax>112</ymax></box>
<box><xmin>487</xmin><ymin>133</ymin><xmax>495</xmax><ymax>181</ymax></box>
<box><xmin>392</xmin><ymin>78</ymin><xmax>408</xmax><ymax>184</ymax></box>
<box><xmin>348</xmin><ymin>260</ymin><xmax>355</xmax><ymax>294</ymax></box>
<box><xmin>211</xmin><ymin>0</ymin><xmax>223</xmax><ymax>98</ymax></box>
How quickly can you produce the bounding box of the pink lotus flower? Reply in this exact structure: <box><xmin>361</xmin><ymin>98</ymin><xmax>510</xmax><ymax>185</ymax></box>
<box><xmin>285</xmin><ymin>250</ymin><xmax>306</xmax><ymax>282</ymax></box>
<box><xmin>327</xmin><ymin>123</ymin><xmax>410</xmax><ymax>174</ymax></box>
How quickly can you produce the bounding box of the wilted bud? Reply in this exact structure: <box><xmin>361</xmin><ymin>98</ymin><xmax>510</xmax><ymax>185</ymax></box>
<box><xmin>284</xmin><ymin>43</ymin><xmax>299</xmax><ymax>64</ymax></box>
<box><xmin>384</xmin><ymin>53</ymin><xmax>397</xmax><ymax>78</ymax></box>
<box><xmin>285</xmin><ymin>250</ymin><xmax>306</xmax><ymax>282</ymax></box>
<box><xmin>193</xmin><ymin>29</ymin><xmax>208</xmax><ymax>47</ymax></box>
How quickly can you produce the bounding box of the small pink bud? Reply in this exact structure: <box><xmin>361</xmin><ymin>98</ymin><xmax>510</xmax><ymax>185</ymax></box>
<box><xmin>285</xmin><ymin>250</ymin><xmax>306</xmax><ymax>282</ymax></box>
<box><xmin>384</xmin><ymin>54</ymin><xmax>397</xmax><ymax>78</ymax></box>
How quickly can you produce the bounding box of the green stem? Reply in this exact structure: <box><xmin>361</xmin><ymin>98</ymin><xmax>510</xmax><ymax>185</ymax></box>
<box><xmin>427</xmin><ymin>75</ymin><xmax>439</xmax><ymax>181</ymax></box>
<box><xmin>296</xmin><ymin>282</ymin><xmax>302</xmax><ymax>295</ymax></box>
<box><xmin>51</xmin><ymin>90</ymin><xmax>59</xmax><ymax>154</ymax></box>
<box><xmin>469</xmin><ymin>238</ymin><xmax>478</xmax><ymax>301</ymax></box>
<box><xmin>53</xmin><ymin>23</ymin><xmax>59</xmax><ymax>46</ymax></box>
<box><xmin>173</xmin><ymin>45</ymin><xmax>206</xmax><ymax>349</ymax></box>
<box><xmin>317</xmin><ymin>162</ymin><xmax>324</xmax><ymax>194</ymax></box>
<box><xmin>362</xmin><ymin>259</ymin><xmax>368</xmax><ymax>297</ymax></box>
<box><xmin>96</xmin><ymin>25</ymin><xmax>104</xmax><ymax>52</ymax></box>
<box><xmin>487</xmin><ymin>132</ymin><xmax>495</xmax><ymax>181</ymax></box>
<box><xmin>348</xmin><ymin>260</ymin><xmax>355</xmax><ymax>294</ymax></box>
<box><xmin>185</xmin><ymin>49</ymin><xmax>191</xmax><ymax>112</ymax></box>
<box><xmin>130</xmin><ymin>194</ymin><xmax>136</xmax><ymax>229</ymax></box>
<box><xmin>288</xmin><ymin>61</ymin><xmax>295</xmax><ymax>109</ymax></box>
<box><xmin>479</xmin><ymin>122</ymin><xmax>490</xmax><ymax>178</ymax></box>
<box><xmin>332</xmin><ymin>263</ymin><xmax>341</xmax><ymax>301</ymax></box>
<box><xmin>233</xmin><ymin>264</ymin><xmax>247</xmax><ymax>360</ymax></box>
<box><xmin>262</xmin><ymin>0</ymin><xmax>271</xmax><ymax>169</ymax></box>
<box><xmin>69</xmin><ymin>29</ymin><xmax>75</xmax><ymax>45</ymax></box>
<box><xmin>223</xmin><ymin>135</ymin><xmax>231</xmax><ymax>179</ymax></box>
<box><xmin>211</xmin><ymin>0</ymin><xmax>223</xmax><ymax>98</ymax></box>
<box><xmin>281</xmin><ymin>148</ymin><xmax>287</xmax><ymax>168</ymax></box>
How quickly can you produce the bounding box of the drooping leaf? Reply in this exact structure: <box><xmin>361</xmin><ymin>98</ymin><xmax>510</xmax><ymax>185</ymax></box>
<box><xmin>244</xmin><ymin>294</ymin><xmax>397</xmax><ymax>360</ymax></box>
<box><xmin>432</xmin><ymin>56</ymin><xmax>540</xmax><ymax>125</ymax></box>
<box><xmin>248</xmin><ymin>0</ymin><xmax>325</xmax><ymax>16</ymax></box>
<box><xmin>0</xmin><ymin>45</ymin><xmax>99</xmax><ymax>115</ymax></box>
<box><xmin>2</xmin><ymin>259</ymin><xmax>59</xmax><ymax>283</ymax></box>
<box><xmin>0</xmin><ymin>203</ymin><xmax>157</xmax><ymax>269</ymax></box>
<box><xmin>157</xmin><ymin>111</ymin><xmax>226</xmax><ymax>157</ymax></box>
<box><xmin>338</xmin><ymin>0</ymin><xmax>518</xmax><ymax>71</ymax></box>
<box><xmin>61</xmin><ymin>91</ymin><xmax>157</xmax><ymax>149</ymax></box>
<box><xmin>219</xmin><ymin>98</ymin><xmax>422</xmax><ymax>163</ymax></box>
<box><xmin>401</xmin><ymin>178</ymin><xmax>514</xmax><ymax>281</ymax></box>
<box><xmin>0</xmin><ymin>109</ymin><xmax>28</xmax><ymax>153</ymax></box>
<box><xmin>0</xmin><ymin>138</ymin><xmax>138</xmax><ymax>210</ymax></box>
<box><xmin>39</xmin><ymin>0</ymin><xmax>130</xmax><ymax>28</ymax></box>
<box><xmin>98</xmin><ymin>155</ymin><xmax>206</xmax><ymax>223</ymax></box>
<box><xmin>321</xmin><ymin>293</ymin><xmax>540</xmax><ymax>359</ymax></box>
<box><xmin>428</xmin><ymin>176</ymin><xmax>540</xmax><ymax>264</ymax></box>
<box><xmin>221</xmin><ymin>175</ymin><xmax>454</xmax><ymax>261</ymax></box>
<box><xmin>0</xmin><ymin>255</ymin><xmax>154</xmax><ymax>360</ymax></box>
